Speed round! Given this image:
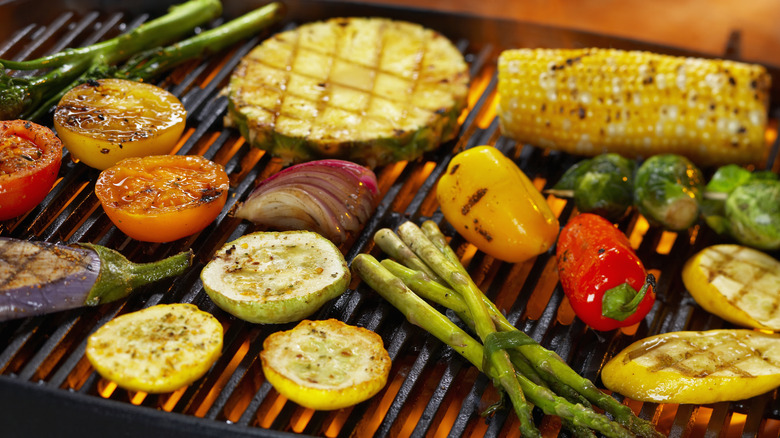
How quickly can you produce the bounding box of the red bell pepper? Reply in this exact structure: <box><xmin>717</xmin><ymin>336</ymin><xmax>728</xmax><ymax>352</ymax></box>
<box><xmin>0</xmin><ymin>120</ymin><xmax>62</xmax><ymax>221</ymax></box>
<box><xmin>556</xmin><ymin>213</ymin><xmax>656</xmax><ymax>331</ymax></box>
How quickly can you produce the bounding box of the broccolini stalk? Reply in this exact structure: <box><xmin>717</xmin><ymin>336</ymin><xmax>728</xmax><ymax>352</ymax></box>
<box><xmin>353</xmin><ymin>254</ymin><xmax>634</xmax><ymax>438</ymax></box>
<box><xmin>1</xmin><ymin>0</ymin><xmax>221</xmax><ymax>119</ymax></box>
<box><xmin>25</xmin><ymin>1</ymin><xmax>284</xmax><ymax>121</ymax></box>
<box><xmin>1</xmin><ymin>0</ymin><xmax>282</xmax><ymax>121</ymax></box>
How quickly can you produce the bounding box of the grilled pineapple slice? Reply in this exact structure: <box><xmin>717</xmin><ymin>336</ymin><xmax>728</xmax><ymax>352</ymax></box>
<box><xmin>224</xmin><ymin>17</ymin><xmax>469</xmax><ymax>167</ymax></box>
<box><xmin>682</xmin><ymin>244</ymin><xmax>780</xmax><ymax>330</ymax></box>
<box><xmin>602</xmin><ymin>329</ymin><xmax>780</xmax><ymax>403</ymax></box>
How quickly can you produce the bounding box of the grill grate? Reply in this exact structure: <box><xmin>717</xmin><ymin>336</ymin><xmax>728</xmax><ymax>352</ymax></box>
<box><xmin>1</xmin><ymin>1</ymin><xmax>780</xmax><ymax>437</ymax></box>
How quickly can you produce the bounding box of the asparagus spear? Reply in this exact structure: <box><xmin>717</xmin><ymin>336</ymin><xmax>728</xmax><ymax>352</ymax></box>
<box><xmin>415</xmin><ymin>221</ymin><xmax>663</xmax><ymax>438</ymax></box>
<box><xmin>353</xmin><ymin>254</ymin><xmax>633</xmax><ymax>437</ymax></box>
<box><xmin>394</xmin><ymin>221</ymin><xmax>540</xmax><ymax>437</ymax></box>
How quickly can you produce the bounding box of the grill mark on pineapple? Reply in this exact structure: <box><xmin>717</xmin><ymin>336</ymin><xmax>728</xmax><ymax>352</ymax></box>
<box><xmin>227</xmin><ymin>17</ymin><xmax>468</xmax><ymax>165</ymax></box>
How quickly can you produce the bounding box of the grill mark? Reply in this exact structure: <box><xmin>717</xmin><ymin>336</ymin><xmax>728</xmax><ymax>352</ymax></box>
<box><xmin>0</xmin><ymin>241</ymin><xmax>46</xmax><ymax>289</ymax></box>
<box><xmin>642</xmin><ymin>336</ymin><xmax>776</xmax><ymax>378</ymax></box>
<box><xmin>705</xmin><ymin>246</ymin><xmax>780</xmax><ymax>323</ymax></box>
<box><xmin>236</xmin><ymin>20</ymin><xmax>456</xmax><ymax>135</ymax></box>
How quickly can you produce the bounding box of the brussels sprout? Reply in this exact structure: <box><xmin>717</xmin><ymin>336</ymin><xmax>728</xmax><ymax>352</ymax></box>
<box><xmin>702</xmin><ymin>164</ymin><xmax>778</xmax><ymax>235</ymax></box>
<box><xmin>554</xmin><ymin>153</ymin><xmax>636</xmax><ymax>221</ymax></box>
<box><xmin>725</xmin><ymin>180</ymin><xmax>780</xmax><ymax>250</ymax></box>
<box><xmin>634</xmin><ymin>154</ymin><xmax>705</xmax><ymax>230</ymax></box>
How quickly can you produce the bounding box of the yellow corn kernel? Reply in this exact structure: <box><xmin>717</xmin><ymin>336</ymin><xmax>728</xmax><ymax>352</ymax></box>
<box><xmin>496</xmin><ymin>48</ymin><xmax>772</xmax><ymax>166</ymax></box>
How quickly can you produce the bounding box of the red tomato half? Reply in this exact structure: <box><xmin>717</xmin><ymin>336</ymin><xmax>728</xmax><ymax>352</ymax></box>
<box><xmin>95</xmin><ymin>155</ymin><xmax>229</xmax><ymax>242</ymax></box>
<box><xmin>0</xmin><ymin>120</ymin><xmax>63</xmax><ymax>221</ymax></box>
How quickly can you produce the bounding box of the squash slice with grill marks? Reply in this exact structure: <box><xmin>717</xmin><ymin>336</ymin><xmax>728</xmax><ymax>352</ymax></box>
<box><xmin>682</xmin><ymin>244</ymin><xmax>780</xmax><ymax>330</ymax></box>
<box><xmin>224</xmin><ymin>17</ymin><xmax>469</xmax><ymax>167</ymax></box>
<box><xmin>602</xmin><ymin>329</ymin><xmax>780</xmax><ymax>404</ymax></box>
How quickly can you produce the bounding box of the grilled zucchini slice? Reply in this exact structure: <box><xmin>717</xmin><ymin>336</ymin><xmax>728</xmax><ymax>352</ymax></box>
<box><xmin>682</xmin><ymin>244</ymin><xmax>780</xmax><ymax>330</ymax></box>
<box><xmin>602</xmin><ymin>329</ymin><xmax>780</xmax><ymax>403</ymax></box>
<box><xmin>260</xmin><ymin>318</ymin><xmax>391</xmax><ymax>410</ymax></box>
<box><xmin>201</xmin><ymin>231</ymin><xmax>350</xmax><ymax>324</ymax></box>
<box><xmin>86</xmin><ymin>303</ymin><xmax>223</xmax><ymax>393</ymax></box>
<box><xmin>224</xmin><ymin>17</ymin><xmax>469</xmax><ymax>167</ymax></box>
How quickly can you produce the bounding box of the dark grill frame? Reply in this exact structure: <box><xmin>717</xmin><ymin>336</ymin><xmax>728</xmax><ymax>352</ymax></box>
<box><xmin>1</xmin><ymin>1</ymin><xmax>779</xmax><ymax>437</ymax></box>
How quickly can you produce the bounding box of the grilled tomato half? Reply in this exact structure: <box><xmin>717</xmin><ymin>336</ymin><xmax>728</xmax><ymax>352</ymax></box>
<box><xmin>0</xmin><ymin>120</ymin><xmax>62</xmax><ymax>221</ymax></box>
<box><xmin>95</xmin><ymin>154</ymin><xmax>229</xmax><ymax>242</ymax></box>
<box><xmin>54</xmin><ymin>78</ymin><xmax>186</xmax><ymax>170</ymax></box>
<box><xmin>260</xmin><ymin>319</ymin><xmax>391</xmax><ymax>410</ymax></box>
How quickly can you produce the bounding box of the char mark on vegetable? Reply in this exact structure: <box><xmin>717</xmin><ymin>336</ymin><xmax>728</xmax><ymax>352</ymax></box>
<box><xmin>461</xmin><ymin>187</ymin><xmax>487</xmax><ymax>215</ymax></box>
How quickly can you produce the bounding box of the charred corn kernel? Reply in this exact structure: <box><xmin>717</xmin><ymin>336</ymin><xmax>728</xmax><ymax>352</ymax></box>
<box><xmin>497</xmin><ymin>48</ymin><xmax>772</xmax><ymax>166</ymax></box>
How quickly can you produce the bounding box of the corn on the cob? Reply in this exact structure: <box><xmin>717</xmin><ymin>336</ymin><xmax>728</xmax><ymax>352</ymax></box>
<box><xmin>497</xmin><ymin>48</ymin><xmax>772</xmax><ymax>166</ymax></box>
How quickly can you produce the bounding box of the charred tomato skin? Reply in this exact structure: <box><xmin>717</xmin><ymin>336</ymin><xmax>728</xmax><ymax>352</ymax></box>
<box><xmin>0</xmin><ymin>120</ymin><xmax>63</xmax><ymax>221</ymax></box>
<box><xmin>95</xmin><ymin>154</ymin><xmax>228</xmax><ymax>242</ymax></box>
<box><xmin>556</xmin><ymin>213</ymin><xmax>655</xmax><ymax>331</ymax></box>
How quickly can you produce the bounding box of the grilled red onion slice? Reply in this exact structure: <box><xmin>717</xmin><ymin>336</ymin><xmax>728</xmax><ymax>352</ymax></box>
<box><xmin>235</xmin><ymin>160</ymin><xmax>379</xmax><ymax>244</ymax></box>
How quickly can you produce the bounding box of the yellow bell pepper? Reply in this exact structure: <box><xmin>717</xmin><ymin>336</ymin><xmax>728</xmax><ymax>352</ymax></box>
<box><xmin>435</xmin><ymin>145</ymin><xmax>559</xmax><ymax>263</ymax></box>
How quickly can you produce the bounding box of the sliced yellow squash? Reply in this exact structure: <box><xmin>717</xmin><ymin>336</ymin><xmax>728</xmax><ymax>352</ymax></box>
<box><xmin>682</xmin><ymin>244</ymin><xmax>780</xmax><ymax>330</ymax></box>
<box><xmin>260</xmin><ymin>318</ymin><xmax>391</xmax><ymax>410</ymax></box>
<box><xmin>602</xmin><ymin>329</ymin><xmax>780</xmax><ymax>404</ymax></box>
<box><xmin>85</xmin><ymin>303</ymin><xmax>223</xmax><ymax>393</ymax></box>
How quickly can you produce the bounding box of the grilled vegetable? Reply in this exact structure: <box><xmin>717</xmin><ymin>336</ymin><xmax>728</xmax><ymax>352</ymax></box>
<box><xmin>86</xmin><ymin>303</ymin><xmax>223</xmax><ymax>393</ymax></box>
<box><xmin>260</xmin><ymin>318</ymin><xmax>391</xmax><ymax>410</ymax></box>
<box><xmin>496</xmin><ymin>48</ymin><xmax>771</xmax><ymax>167</ymax></box>
<box><xmin>353</xmin><ymin>221</ymin><xmax>663</xmax><ymax>437</ymax></box>
<box><xmin>702</xmin><ymin>165</ymin><xmax>780</xmax><ymax>249</ymax></box>
<box><xmin>95</xmin><ymin>154</ymin><xmax>229</xmax><ymax>243</ymax></box>
<box><xmin>552</xmin><ymin>153</ymin><xmax>636</xmax><ymax>221</ymax></box>
<box><xmin>235</xmin><ymin>159</ymin><xmax>379</xmax><ymax>244</ymax></box>
<box><xmin>435</xmin><ymin>145</ymin><xmax>559</xmax><ymax>263</ymax></box>
<box><xmin>0</xmin><ymin>237</ymin><xmax>192</xmax><ymax>321</ymax></box>
<box><xmin>725</xmin><ymin>180</ymin><xmax>780</xmax><ymax>250</ymax></box>
<box><xmin>0</xmin><ymin>0</ymin><xmax>283</xmax><ymax>122</ymax></box>
<box><xmin>634</xmin><ymin>154</ymin><xmax>705</xmax><ymax>231</ymax></box>
<box><xmin>0</xmin><ymin>120</ymin><xmax>62</xmax><ymax>221</ymax></box>
<box><xmin>224</xmin><ymin>17</ymin><xmax>469</xmax><ymax>167</ymax></box>
<box><xmin>683</xmin><ymin>245</ymin><xmax>780</xmax><ymax>330</ymax></box>
<box><xmin>201</xmin><ymin>231</ymin><xmax>350</xmax><ymax>324</ymax></box>
<box><xmin>54</xmin><ymin>79</ymin><xmax>186</xmax><ymax>170</ymax></box>
<box><xmin>556</xmin><ymin>213</ymin><xmax>655</xmax><ymax>331</ymax></box>
<box><xmin>602</xmin><ymin>329</ymin><xmax>780</xmax><ymax>403</ymax></box>
<box><xmin>0</xmin><ymin>0</ymin><xmax>221</xmax><ymax>121</ymax></box>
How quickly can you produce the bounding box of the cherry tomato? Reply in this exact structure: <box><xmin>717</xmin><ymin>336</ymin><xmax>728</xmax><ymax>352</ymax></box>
<box><xmin>95</xmin><ymin>155</ymin><xmax>229</xmax><ymax>242</ymax></box>
<box><xmin>0</xmin><ymin>120</ymin><xmax>62</xmax><ymax>221</ymax></box>
<box><xmin>54</xmin><ymin>78</ymin><xmax>186</xmax><ymax>170</ymax></box>
<box><xmin>556</xmin><ymin>213</ymin><xmax>656</xmax><ymax>331</ymax></box>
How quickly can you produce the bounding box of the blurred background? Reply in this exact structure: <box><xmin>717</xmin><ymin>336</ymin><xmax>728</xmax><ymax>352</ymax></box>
<box><xmin>357</xmin><ymin>0</ymin><xmax>780</xmax><ymax>67</ymax></box>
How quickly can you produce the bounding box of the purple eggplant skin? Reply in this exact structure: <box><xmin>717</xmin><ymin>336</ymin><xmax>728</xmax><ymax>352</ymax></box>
<box><xmin>0</xmin><ymin>238</ymin><xmax>193</xmax><ymax>321</ymax></box>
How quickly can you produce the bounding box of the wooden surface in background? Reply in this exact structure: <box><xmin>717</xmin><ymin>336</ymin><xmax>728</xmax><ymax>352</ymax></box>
<box><xmin>357</xmin><ymin>0</ymin><xmax>780</xmax><ymax>67</ymax></box>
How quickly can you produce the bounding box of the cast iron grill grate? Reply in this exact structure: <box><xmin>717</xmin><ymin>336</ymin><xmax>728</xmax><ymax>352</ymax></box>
<box><xmin>1</xmin><ymin>2</ymin><xmax>779</xmax><ymax>437</ymax></box>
